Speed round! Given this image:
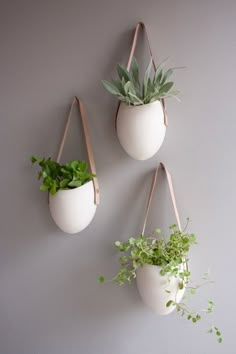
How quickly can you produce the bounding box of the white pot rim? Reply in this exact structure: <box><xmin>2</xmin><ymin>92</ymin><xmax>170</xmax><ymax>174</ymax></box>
<box><xmin>138</xmin><ymin>263</ymin><xmax>183</xmax><ymax>267</ymax></box>
<box><xmin>51</xmin><ymin>180</ymin><xmax>93</xmax><ymax>196</ymax></box>
<box><xmin>119</xmin><ymin>99</ymin><xmax>162</xmax><ymax>110</ymax></box>
<box><xmin>137</xmin><ymin>263</ymin><xmax>185</xmax><ymax>273</ymax></box>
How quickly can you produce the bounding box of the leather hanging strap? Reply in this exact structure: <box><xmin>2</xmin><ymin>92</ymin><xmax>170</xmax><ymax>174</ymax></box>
<box><xmin>115</xmin><ymin>22</ymin><xmax>168</xmax><ymax>129</ymax></box>
<box><xmin>141</xmin><ymin>162</ymin><xmax>181</xmax><ymax>236</ymax></box>
<box><xmin>127</xmin><ymin>22</ymin><xmax>156</xmax><ymax>72</ymax></box>
<box><xmin>56</xmin><ymin>96</ymin><xmax>100</xmax><ymax>205</ymax></box>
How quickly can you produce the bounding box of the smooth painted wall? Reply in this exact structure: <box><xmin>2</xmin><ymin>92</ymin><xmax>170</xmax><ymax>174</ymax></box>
<box><xmin>0</xmin><ymin>0</ymin><xmax>235</xmax><ymax>353</ymax></box>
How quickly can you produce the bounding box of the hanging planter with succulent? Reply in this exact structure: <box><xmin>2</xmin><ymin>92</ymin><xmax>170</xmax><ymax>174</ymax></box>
<box><xmin>102</xmin><ymin>22</ymin><xmax>181</xmax><ymax>161</ymax></box>
<box><xmin>99</xmin><ymin>163</ymin><xmax>222</xmax><ymax>343</ymax></box>
<box><xmin>31</xmin><ymin>97</ymin><xmax>100</xmax><ymax>234</ymax></box>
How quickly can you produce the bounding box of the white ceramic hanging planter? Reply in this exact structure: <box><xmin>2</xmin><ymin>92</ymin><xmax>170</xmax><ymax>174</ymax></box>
<box><xmin>136</xmin><ymin>264</ymin><xmax>185</xmax><ymax>315</ymax></box>
<box><xmin>135</xmin><ymin>162</ymin><xmax>185</xmax><ymax>314</ymax></box>
<box><xmin>49</xmin><ymin>180</ymin><xmax>97</xmax><ymax>234</ymax></box>
<box><xmin>117</xmin><ymin>101</ymin><xmax>166</xmax><ymax>160</ymax></box>
<box><xmin>113</xmin><ymin>22</ymin><xmax>168</xmax><ymax>161</ymax></box>
<box><xmin>48</xmin><ymin>96</ymin><xmax>99</xmax><ymax>234</ymax></box>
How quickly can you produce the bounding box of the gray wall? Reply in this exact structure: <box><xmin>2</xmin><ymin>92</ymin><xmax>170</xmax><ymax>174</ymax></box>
<box><xmin>0</xmin><ymin>0</ymin><xmax>235</xmax><ymax>353</ymax></box>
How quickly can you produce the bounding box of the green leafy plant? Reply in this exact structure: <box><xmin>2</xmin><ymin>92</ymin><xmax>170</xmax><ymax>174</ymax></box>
<box><xmin>99</xmin><ymin>221</ymin><xmax>222</xmax><ymax>343</ymax></box>
<box><xmin>102</xmin><ymin>57</ymin><xmax>180</xmax><ymax>106</ymax></box>
<box><xmin>31</xmin><ymin>156</ymin><xmax>95</xmax><ymax>195</ymax></box>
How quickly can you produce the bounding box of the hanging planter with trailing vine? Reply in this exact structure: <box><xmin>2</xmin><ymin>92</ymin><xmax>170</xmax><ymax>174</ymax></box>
<box><xmin>98</xmin><ymin>163</ymin><xmax>222</xmax><ymax>343</ymax></box>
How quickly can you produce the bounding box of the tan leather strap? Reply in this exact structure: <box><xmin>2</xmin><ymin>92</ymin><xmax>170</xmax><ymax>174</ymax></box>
<box><xmin>142</xmin><ymin>162</ymin><xmax>181</xmax><ymax>236</ymax></box>
<box><xmin>115</xmin><ymin>22</ymin><xmax>168</xmax><ymax>129</ymax></box>
<box><xmin>56</xmin><ymin>96</ymin><xmax>100</xmax><ymax>205</ymax></box>
<box><xmin>127</xmin><ymin>22</ymin><xmax>156</xmax><ymax>72</ymax></box>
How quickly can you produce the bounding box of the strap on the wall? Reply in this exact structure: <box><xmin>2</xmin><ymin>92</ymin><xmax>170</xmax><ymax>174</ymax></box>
<box><xmin>115</xmin><ymin>22</ymin><xmax>168</xmax><ymax>129</ymax></box>
<box><xmin>141</xmin><ymin>162</ymin><xmax>181</xmax><ymax>236</ymax></box>
<box><xmin>56</xmin><ymin>97</ymin><xmax>100</xmax><ymax>205</ymax></box>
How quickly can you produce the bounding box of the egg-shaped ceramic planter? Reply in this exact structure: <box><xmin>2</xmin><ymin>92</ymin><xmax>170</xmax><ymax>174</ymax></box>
<box><xmin>116</xmin><ymin>100</ymin><xmax>166</xmax><ymax>160</ymax></box>
<box><xmin>136</xmin><ymin>264</ymin><xmax>185</xmax><ymax>315</ymax></box>
<box><xmin>49</xmin><ymin>180</ymin><xmax>97</xmax><ymax>234</ymax></box>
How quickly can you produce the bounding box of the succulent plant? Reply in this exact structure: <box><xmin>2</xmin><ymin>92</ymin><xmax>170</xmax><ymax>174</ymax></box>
<box><xmin>102</xmin><ymin>57</ymin><xmax>180</xmax><ymax>106</ymax></box>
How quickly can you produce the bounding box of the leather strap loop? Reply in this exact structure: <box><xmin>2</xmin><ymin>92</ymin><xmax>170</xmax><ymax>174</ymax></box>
<box><xmin>127</xmin><ymin>22</ymin><xmax>156</xmax><ymax>72</ymax></box>
<box><xmin>115</xmin><ymin>22</ymin><xmax>168</xmax><ymax>129</ymax></box>
<box><xmin>56</xmin><ymin>97</ymin><xmax>100</xmax><ymax>205</ymax></box>
<box><xmin>142</xmin><ymin>162</ymin><xmax>181</xmax><ymax>236</ymax></box>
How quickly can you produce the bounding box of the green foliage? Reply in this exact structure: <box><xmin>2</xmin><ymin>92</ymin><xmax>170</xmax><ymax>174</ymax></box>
<box><xmin>97</xmin><ymin>276</ymin><xmax>105</xmax><ymax>284</ymax></box>
<box><xmin>102</xmin><ymin>57</ymin><xmax>180</xmax><ymax>106</ymax></box>
<box><xmin>110</xmin><ymin>224</ymin><xmax>195</xmax><ymax>285</ymax></box>
<box><xmin>31</xmin><ymin>156</ymin><xmax>95</xmax><ymax>195</ymax></box>
<box><xmin>171</xmin><ymin>290</ymin><xmax>222</xmax><ymax>343</ymax></box>
<box><xmin>99</xmin><ymin>221</ymin><xmax>223</xmax><ymax>343</ymax></box>
<box><xmin>208</xmin><ymin>326</ymin><xmax>223</xmax><ymax>343</ymax></box>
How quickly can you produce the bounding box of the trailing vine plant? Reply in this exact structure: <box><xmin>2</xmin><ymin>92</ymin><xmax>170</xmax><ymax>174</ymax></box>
<box><xmin>98</xmin><ymin>220</ymin><xmax>222</xmax><ymax>343</ymax></box>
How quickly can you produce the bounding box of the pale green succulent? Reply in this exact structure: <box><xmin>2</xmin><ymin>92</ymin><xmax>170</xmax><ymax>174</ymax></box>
<box><xmin>102</xmin><ymin>57</ymin><xmax>180</xmax><ymax>106</ymax></box>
